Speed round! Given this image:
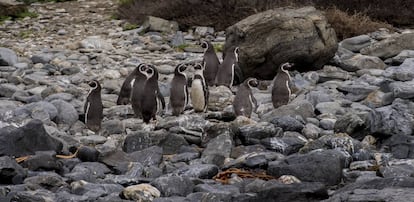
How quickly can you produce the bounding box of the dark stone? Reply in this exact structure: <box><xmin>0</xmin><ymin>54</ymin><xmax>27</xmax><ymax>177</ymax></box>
<box><xmin>20</xmin><ymin>151</ymin><xmax>62</xmax><ymax>172</ymax></box>
<box><xmin>77</xmin><ymin>146</ymin><xmax>100</xmax><ymax>162</ymax></box>
<box><xmin>269</xmin><ymin>116</ymin><xmax>305</xmax><ymax>132</ymax></box>
<box><xmin>230</xmin><ymin>145</ymin><xmax>267</xmax><ymax>159</ymax></box>
<box><xmin>23</xmin><ymin>172</ymin><xmax>67</xmax><ymax>192</ymax></box>
<box><xmin>10</xmin><ymin>189</ymin><xmax>56</xmax><ymax>202</ymax></box>
<box><xmin>260</xmin><ymin>136</ymin><xmax>306</xmax><ymax>155</ymax></box>
<box><xmin>186</xmin><ymin>192</ymin><xmax>232</xmax><ymax>202</ymax></box>
<box><xmin>380</xmin><ymin>164</ymin><xmax>414</xmax><ymax>178</ymax></box>
<box><xmin>171</xmin><ymin>164</ymin><xmax>219</xmax><ymax>179</ymax></box>
<box><xmin>381</xmin><ymin>134</ymin><xmax>414</xmax><ymax>159</ymax></box>
<box><xmin>0</xmin><ymin>119</ymin><xmax>63</xmax><ymax>157</ymax></box>
<box><xmin>129</xmin><ymin>146</ymin><xmax>163</xmax><ymax>166</ymax></box>
<box><xmin>159</xmin><ymin>133</ymin><xmax>189</xmax><ymax>155</ymax></box>
<box><xmin>203</xmin><ymin>122</ymin><xmax>236</xmax><ymax>146</ymax></box>
<box><xmin>193</xmin><ymin>183</ymin><xmax>240</xmax><ymax>197</ymax></box>
<box><xmin>170</xmin><ymin>152</ymin><xmax>200</xmax><ymax>163</ymax></box>
<box><xmin>151</xmin><ymin>176</ymin><xmax>194</xmax><ymax>197</ymax></box>
<box><xmin>268</xmin><ymin>149</ymin><xmax>348</xmax><ymax>186</ymax></box>
<box><xmin>122</xmin><ymin>130</ymin><xmax>168</xmax><ymax>153</ymax></box>
<box><xmin>334</xmin><ymin>113</ymin><xmax>367</xmax><ymax>140</ymax></box>
<box><xmin>201</xmin><ymin>134</ymin><xmax>233</xmax><ymax>166</ymax></box>
<box><xmin>239</xmin><ymin>122</ymin><xmax>283</xmax><ymax>145</ymax></box>
<box><xmin>64</xmin><ymin>162</ymin><xmax>111</xmax><ymax>182</ymax></box>
<box><xmin>99</xmin><ymin>150</ymin><xmax>131</xmax><ymax>174</ymax></box>
<box><xmin>0</xmin><ymin>156</ymin><xmax>27</xmax><ymax>184</ymax></box>
<box><xmin>71</xmin><ymin>180</ymin><xmax>124</xmax><ymax>199</ymax></box>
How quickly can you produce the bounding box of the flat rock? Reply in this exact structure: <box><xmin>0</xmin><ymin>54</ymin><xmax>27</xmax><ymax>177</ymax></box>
<box><xmin>0</xmin><ymin>47</ymin><xmax>18</xmax><ymax>66</ymax></box>
<box><xmin>360</xmin><ymin>33</ymin><xmax>414</xmax><ymax>59</ymax></box>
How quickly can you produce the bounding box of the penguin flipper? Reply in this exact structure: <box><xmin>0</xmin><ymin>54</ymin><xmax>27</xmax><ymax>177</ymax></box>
<box><xmin>251</xmin><ymin>93</ymin><xmax>258</xmax><ymax>112</ymax></box>
<box><xmin>234</xmin><ymin>64</ymin><xmax>244</xmax><ymax>85</ymax></box>
<box><xmin>157</xmin><ymin>88</ymin><xmax>166</xmax><ymax>111</ymax></box>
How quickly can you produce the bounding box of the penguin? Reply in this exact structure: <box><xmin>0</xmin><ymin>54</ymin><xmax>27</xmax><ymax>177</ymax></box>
<box><xmin>130</xmin><ymin>64</ymin><xmax>149</xmax><ymax>118</ymax></box>
<box><xmin>271</xmin><ymin>62</ymin><xmax>293</xmax><ymax>108</ymax></box>
<box><xmin>215</xmin><ymin>46</ymin><xmax>243</xmax><ymax>88</ymax></box>
<box><xmin>191</xmin><ymin>63</ymin><xmax>209</xmax><ymax>113</ymax></box>
<box><xmin>117</xmin><ymin>65</ymin><xmax>141</xmax><ymax>105</ymax></box>
<box><xmin>201</xmin><ymin>40</ymin><xmax>220</xmax><ymax>86</ymax></box>
<box><xmin>233</xmin><ymin>77</ymin><xmax>259</xmax><ymax>118</ymax></box>
<box><xmin>170</xmin><ymin>63</ymin><xmax>188</xmax><ymax>116</ymax></box>
<box><xmin>84</xmin><ymin>80</ymin><xmax>103</xmax><ymax>132</ymax></box>
<box><xmin>141</xmin><ymin>65</ymin><xmax>165</xmax><ymax>123</ymax></box>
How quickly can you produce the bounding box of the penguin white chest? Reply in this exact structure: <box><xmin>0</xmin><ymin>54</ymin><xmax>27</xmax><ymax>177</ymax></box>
<box><xmin>190</xmin><ymin>79</ymin><xmax>206</xmax><ymax>110</ymax></box>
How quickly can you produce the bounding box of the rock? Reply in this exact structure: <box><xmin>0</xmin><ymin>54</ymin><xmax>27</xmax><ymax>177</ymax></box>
<box><xmin>362</xmin><ymin>90</ymin><xmax>395</xmax><ymax>108</ymax></box>
<box><xmin>225</xmin><ymin>7</ymin><xmax>337</xmax><ymax>79</ymax></box>
<box><xmin>0</xmin><ymin>156</ymin><xmax>26</xmax><ymax>184</ymax></box>
<box><xmin>122</xmin><ymin>184</ymin><xmax>161</xmax><ymax>201</ymax></box>
<box><xmin>268</xmin><ymin>149</ymin><xmax>349</xmax><ymax>186</ymax></box>
<box><xmin>0</xmin><ymin>47</ymin><xmax>18</xmax><ymax>66</ymax></box>
<box><xmin>383</xmin><ymin>58</ymin><xmax>414</xmax><ymax>81</ymax></box>
<box><xmin>103</xmin><ymin>69</ymin><xmax>121</xmax><ymax>79</ymax></box>
<box><xmin>201</xmin><ymin>134</ymin><xmax>233</xmax><ymax>166</ymax></box>
<box><xmin>143</xmin><ymin>16</ymin><xmax>179</xmax><ymax>33</ymax></box>
<box><xmin>193</xmin><ymin>183</ymin><xmax>240</xmax><ymax>197</ymax></box>
<box><xmin>24</xmin><ymin>172</ymin><xmax>66</xmax><ymax>191</ymax></box>
<box><xmin>389</xmin><ymin>80</ymin><xmax>414</xmax><ymax>99</ymax></box>
<box><xmin>324</xmin><ymin>177</ymin><xmax>414</xmax><ymax>202</ymax></box>
<box><xmin>317</xmin><ymin>65</ymin><xmax>352</xmax><ymax>82</ymax></box>
<box><xmin>77</xmin><ymin>146</ymin><xmax>100</xmax><ymax>162</ymax></box>
<box><xmin>238</xmin><ymin>122</ymin><xmax>283</xmax><ymax>145</ymax></box>
<box><xmin>261</xmin><ymin>100</ymin><xmax>315</xmax><ymax>122</ymax></box>
<box><xmin>79</xmin><ymin>36</ymin><xmax>114</xmax><ymax>50</ymax></box>
<box><xmin>194</xmin><ymin>26</ymin><xmax>215</xmax><ymax>37</ymax></box>
<box><xmin>0</xmin><ymin>0</ymin><xmax>27</xmax><ymax>17</ymax></box>
<box><xmin>261</xmin><ymin>133</ymin><xmax>307</xmax><ymax>155</ymax></box>
<box><xmin>360</xmin><ymin>33</ymin><xmax>414</xmax><ymax>59</ymax></box>
<box><xmin>300</xmin><ymin>133</ymin><xmax>360</xmax><ymax>154</ymax></box>
<box><xmin>302</xmin><ymin>123</ymin><xmax>322</xmax><ymax>139</ymax></box>
<box><xmin>208</xmin><ymin>86</ymin><xmax>234</xmax><ymax>111</ymax></box>
<box><xmin>122</xmin><ymin>130</ymin><xmax>168</xmax><ymax>153</ymax></box>
<box><xmin>340</xmin><ymin>54</ymin><xmax>387</xmax><ymax>72</ymax></box>
<box><xmin>368</xmin><ymin>99</ymin><xmax>414</xmax><ymax>137</ymax></box>
<box><xmin>0</xmin><ymin>119</ymin><xmax>63</xmax><ymax>157</ymax></box>
<box><xmin>171</xmin><ymin>164</ymin><xmax>219</xmax><ymax>179</ymax></box>
<box><xmin>129</xmin><ymin>146</ymin><xmax>163</xmax><ymax>166</ymax></box>
<box><xmin>65</xmin><ymin>162</ymin><xmax>111</xmax><ymax>182</ymax></box>
<box><xmin>248</xmin><ymin>180</ymin><xmax>328</xmax><ymax>202</ymax></box>
<box><xmin>10</xmin><ymin>189</ymin><xmax>56</xmax><ymax>202</ymax></box>
<box><xmin>0</xmin><ymin>83</ymin><xmax>21</xmax><ymax>97</ymax></box>
<box><xmin>391</xmin><ymin>50</ymin><xmax>414</xmax><ymax>64</ymax></box>
<box><xmin>51</xmin><ymin>99</ymin><xmax>78</xmax><ymax>126</ymax></box>
<box><xmin>334</xmin><ymin>113</ymin><xmax>367</xmax><ymax>139</ymax></box>
<box><xmin>159</xmin><ymin>133</ymin><xmax>188</xmax><ymax>155</ymax></box>
<box><xmin>305</xmin><ymin>90</ymin><xmax>334</xmax><ymax>107</ymax></box>
<box><xmin>151</xmin><ymin>176</ymin><xmax>194</xmax><ymax>197</ymax></box>
<box><xmin>269</xmin><ymin>116</ymin><xmax>305</xmax><ymax>132</ymax></box>
<box><xmin>71</xmin><ymin>180</ymin><xmax>124</xmax><ymax>199</ymax></box>
<box><xmin>20</xmin><ymin>151</ymin><xmax>62</xmax><ymax>172</ymax></box>
<box><xmin>153</xmin><ymin>196</ymin><xmax>188</xmax><ymax>202</ymax></box>
<box><xmin>380</xmin><ymin>163</ymin><xmax>414</xmax><ymax>178</ymax></box>
<box><xmin>171</xmin><ymin>31</ymin><xmax>185</xmax><ymax>47</ymax></box>
<box><xmin>340</xmin><ymin>35</ymin><xmax>372</xmax><ymax>52</ymax></box>
<box><xmin>76</xmin><ymin>135</ymin><xmax>107</xmax><ymax>145</ymax></box>
<box><xmin>12</xmin><ymin>91</ymin><xmax>42</xmax><ymax>103</ymax></box>
<box><xmin>31</xmin><ymin>53</ymin><xmax>54</xmax><ymax>64</ymax></box>
<box><xmin>170</xmin><ymin>152</ymin><xmax>200</xmax><ymax>163</ymax></box>
<box><xmin>101</xmin><ymin>119</ymin><xmax>124</xmax><ymax>135</ymax></box>
<box><xmin>382</xmin><ymin>134</ymin><xmax>414</xmax><ymax>159</ymax></box>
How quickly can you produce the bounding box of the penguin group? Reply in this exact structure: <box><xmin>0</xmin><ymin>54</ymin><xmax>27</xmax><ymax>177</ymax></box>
<box><xmin>83</xmin><ymin>40</ymin><xmax>294</xmax><ymax>131</ymax></box>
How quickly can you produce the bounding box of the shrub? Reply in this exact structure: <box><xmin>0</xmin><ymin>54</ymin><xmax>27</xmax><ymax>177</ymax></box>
<box><xmin>116</xmin><ymin>0</ymin><xmax>411</xmax><ymax>39</ymax></box>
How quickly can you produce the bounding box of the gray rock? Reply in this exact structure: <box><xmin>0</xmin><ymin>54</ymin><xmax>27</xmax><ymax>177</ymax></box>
<box><xmin>268</xmin><ymin>149</ymin><xmax>349</xmax><ymax>186</ymax></box>
<box><xmin>319</xmin><ymin>118</ymin><xmax>336</xmax><ymax>130</ymax></box>
<box><xmin>208</xmin><ymin>86</ymin><xmax>234</xmax><ymax>111</ymax></box>
<box><xmin>24</xmin><ymin>172</ymin><xmax>66</xmax><ymax>191</ymax></box>
<box><xmin>368</xmin><ymin>99</ymin><xmax>414</xmax><ymax>136</ymax></box>
<box><xmin>334</xmin><ymin>113</ymin><xmax>367</xmax><ymax>138</ymax></box>
<box><xmin>51</xmin><ymin>99</ymin><xmax>78</xmax><ymax>126</ymax></box>
<box><xmin>171</xmin><ymin>164</ymin><xmax>218</xmax><ymax>179</ymax></box>
<box><xmin>122</xmin><ymin>184</ymin><xmax>161</xmax><ymax>201</ymax></box>
<box><xmin>0</xmin><ymin>83</ymin><xmax>21</xmax><ymax>97</ymax></box>
<box><xmin>159</xmin><ymin>133</ymin><xmax>188</xmax><ymax>155</ymax></box>
<box><xmin>315</xmin><ymin>101</ymin><xmax>345</xmax><ymax>115</ymax></box>
<box><xmin>71</xmin><ymin>180</ymin><xmax>124</xmax><ymax>199</ymax></box>
<box><xmin>225</xmin><ymin>7</ymin><xmax>337</xmax><ymax>79</ymax></box>
<box><xmin>305</xmin><ymin>90</ymin><xmax>334</xmax><ymax>107</ymax></box>
<box><xmin>186</xmin><ymin>192</ymin><xmax>233</xmax><ymax>202</ymax></box>
<box><xmin>76</xmin><ymin>135</ymin><xmax>107</xmax><ymax>145</ymax></box>
<box><xmin>194</xmin><ymin>26</ymin><xmax>215</xmax><ymax>37</ymax></box>
<box><xmin>153</xmin><ymin>196</ymin><xmax>188</xmax><ymax>202</ymax></box>
<box><xmin>318</xmin><ymin>65</ymin><xmax>351</xmax><ymax>82</ymax></box>
<box><xmin>143</xmin><ymin>16</ymin><xmax>179</xmax><ymax>33</ymax></box>
<box><xmin>261</xmin><ymin>134</ymin><xmax>307</xmax><ymax>155</ymax></box>
<box><xmin>123</xmin><ymin>130</ymin><xmax>168</xmax><ymax>153</ymax></box>
<box><xmin>201</xmin><ymin>134</ymin><xmax>233</xmax><ymax>166</ymax></box>
<box><xmin>170</xmin><ymin>152</ymin><xmax>200</xmax><ymax>163</ymax></box>
<box><xmin>0</xmin><ymin>47</ymin><xmax>18</xmax><ymax>66</ymax></box>
<box><xmin>389</xmin><ymin>80</ymin><xmax>414</xmax><ymax>99</ymax></box>
<box><xmin>79</xmin><ymin>36</ymin><xmax>114</xmax><ymax>50</ymax></box>
<box><xmin>61</xmin><ymin>66</ymin><xmax>80</xmax><ymax>75</ymax></box>
<box><xmin>270</xmin><ymin>116</ymin><xmax>304</xmax><ymax>132</ymax></box>
<box><xmin>302</xmin><ymin>123</ymin><xmax>321</xmax><ymax>139</ymax></box>
<box><xmin>65</xmin><ymin>162</ymin><xmax>111</xmax><ymax>182</ymax></box>
<box><xmin>380</xmin><ymin>163</ymin><xmax>414</xmax><ymax>178</ymax></box>
<box><xmin>20</xmin><ymin>151</ymin><xmax>62</xmax><ymax>171</ymax></box>
<box><xmin>340</xmin><ymin>54</ymin><xmax>387</xmax><ymax>72</ymax></box>
<box><xmin>31</xmin><ymin>53</ymin><xmax>54</xmax><ymax>64</ymax></box>
<box><xmin>382</xmin><ymin>134</ymin><xmax>414</xmax><ymax>159</ymax></box>
<box><xmin>0</xmin><ymin>156</ymin><xmax>27</xmax><ymax>184</ymax></box>
<box><xmin>10</xmin><ymin>189</ymin><xmax>56</xmax><ymax>202</ymax></box>
<box><xmin>383</xmin><ymin>58</ymin><xmax>414</xmax><ymax>81</ymax></box>
<box><xmin>239</xmin><ymin>122</ymin><xmax>283</xmax><ymax>145</ymax></box>
<box><xmin>300</xmin><ymin>133</ymin><xmax>361</xmax><ymax>155</ymax></box>
<box><xmin>151</xmin><ymin>176</ymin><xmax>194</xmax><ymax>197</ymax></box>
<box><xmin>129</xmin><ymin>146</ymin><xmax>163</xmax><ymax>166</ymax></box>
<box><xmin>193</xmin><ymin>183</ymin><xmax>240</xmax><ymax>197</ymax></box>
<box><xmin>171</xmin><ymin>31</ymin><xmax>185</xmax><ymax>47</ymax></box>
<box><xmin>362</xmin><ymin>90</ymin><xmax>395</xmax><ymax>108</ymax></box>
<box><xmin>101</xmin><ymin>119</ymin><xmax>124</xmax><ymax>135</ymax></box>
<box><xmin>0</xmin><ymin>119</ymin><xmax>63</xmax><ymax>157</ymax></box>
<box><xmin>360</xmin><ymin>33</ymin><xmax>414</xmax><ymax>59</ymax></box>
<box><xmin>391</xmin><ymin>50</ymin><xmax>414</xmax><ymax>64</ymax></box>
<box><xmin>261</xmin><ymin>100</ymin><xmax>315</xmax><ymax>122</ymax></box>
<box><xmin>12</xmin><ymin>91</ymin><xmax>42</xmax><ymax>103</ymax></box>
<box><xmin>340</xmin><ymin>35</ymin><xmax>372</xmax><ymax>52</ymax></box>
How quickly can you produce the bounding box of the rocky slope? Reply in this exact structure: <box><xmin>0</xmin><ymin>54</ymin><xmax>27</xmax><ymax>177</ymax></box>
<box><xmin>1</xmin><ymin>0</ymin><xmax>414</xmax><ymax>201</ymax></box>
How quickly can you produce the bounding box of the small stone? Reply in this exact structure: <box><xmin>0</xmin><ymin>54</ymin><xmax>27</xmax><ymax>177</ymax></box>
<box><xmin>122</xmin><ymin>184</ymin><xmax>161</xmax><ymax>201</ymax></box>
<box><xmin>57</xmin><ymin>29</ymin><xmax>68</xmax><ymax>35</ymax></box>
<box><xmin>103</xmin><ymin>69</ymin><xmax>121</xmax><ymax>79</ymax></box>
<box><xmin>0</xmin><ymin>47</ymin><xmax>18</xmax><ymax>66</ymax></box>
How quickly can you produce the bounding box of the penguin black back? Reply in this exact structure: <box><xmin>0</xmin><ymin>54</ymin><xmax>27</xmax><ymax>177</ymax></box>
<box><xmin>201</xmin><ymin>40</ymin><xmax>220</xmax><ymax>86</ymax></box>
<box><xmin>191</xmin><ymin>63</ymin><xmax>209</xmax><ymax>112</ymax></box>
<box><xmin>216</xmin><ymin>46</ymin><xmax>243</xmax><ymax>88</ymax></box>
<box><xmin>141</xmin><ymin>65</ymin><xmax>165</xmax><ymax>123</ymax></box>
<box><xmin>170</xmin><ymin>63</ymin><xmax>188</xmax><ymax>116</ymax></box>
<box><xmin>272</xmin><ymin>62</ymin><xmax>293</xmax><ymax>108</ymax></box>
<box><xmin>233</xmin><ymin>78</ymin><xmax>258</xmax><ymax>118</ymax></box>
<box><xmin>131</xmin><ymin>64</ymin><xmax>149</xmax><ymax>118</ymax></box>
<box><xmin>84</xmin><ymin>80</ymin><xmax>103</xmax><ymax>132</ymax></box>
<box><xmin>117</xmin><ymin>66</ymin><xmax>139</xmax><ymax>105</ymax></box>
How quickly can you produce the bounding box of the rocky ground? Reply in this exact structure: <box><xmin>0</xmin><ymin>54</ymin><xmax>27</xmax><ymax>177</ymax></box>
<box><xmin>1</xmin><ymin>0</ymin><xmax>414</xmax><ymax>202</ymax></box>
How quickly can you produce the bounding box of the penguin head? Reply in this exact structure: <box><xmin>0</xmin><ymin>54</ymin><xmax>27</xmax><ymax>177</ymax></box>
<box><xmin>137</xmin><ymin>63</ymin><xmax>148</xmax><ymax>77</ymax></box>
<box><xmin>245</xmin><ymin>78</ymin><xmax>259</xmax><ymax>88</ymax></box>
<box><xmin>201</xmin><ymin>41</ymin><xmax>209</xmax><ymax>51</ymax></box>
<box><xmin>279</xmin><ymin>62</ymin><xmax>294</xmax><ymax>73</ymax></box>
<box><xmin>175</xmin><ymin>63</ymin><xmax>187</xmax><ymax>76</ymax></box>
<box><xmin>88</xmin><ymin>80</ymin><xmax>101</xmax><ymax>90</ymax></box>
<box><xmin>146</xmin><ymin>65</ymin><xmax>159</xmax><ymax>80</ymax></box>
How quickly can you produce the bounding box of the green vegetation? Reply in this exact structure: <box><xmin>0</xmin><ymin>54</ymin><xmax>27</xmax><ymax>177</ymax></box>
<box><xmin>18</xmin><ymin>30</ymin><xmax>34</xmax><ymax>38</ymax></box>
<box><xmin>123</xmin><ymin>22</ymin><xmax>139</xmax><ymax>31</ymax></box>
<box><xmin>0</xmin><ymin>16</ymin><xmax>12</xmax><ymax>25</ymax></box>
<box><xmin>213</xmin><ymin>43</ymin><xmax>224</xmax><ymax>53</ymax></box>
<box><xmin>15</xmin><ymin>11</ymin><xmax>38</xmax><ymax>19</ymax></box>
<box><xmin>175</xmin><ymin>44</ymin><xmax>189</xmax><ymax>52</ymax></box>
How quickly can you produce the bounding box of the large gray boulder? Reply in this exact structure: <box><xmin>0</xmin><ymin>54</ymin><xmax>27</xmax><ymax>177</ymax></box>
<box><xmin>225</xmin><ymin>6</ymin><xmax>338</xmax><ymax>79</ymax></box>
<box><xmin>360</xmin><ymin>33</ymin><xmax>414</xmax><ymax>59</ymax></box>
